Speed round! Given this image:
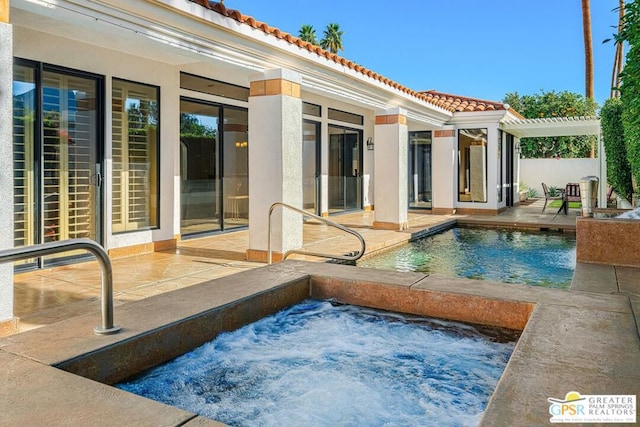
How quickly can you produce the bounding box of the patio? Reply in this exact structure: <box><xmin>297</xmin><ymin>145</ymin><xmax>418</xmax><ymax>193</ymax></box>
<box><xmin>10</xmin><ymin>203</ymin><xmax>579</xmax><ymax>334</ymax></box>
<box><xmin>1</xmin><ymin>204</ymin><xmax>639</xmax><ymax>426</ymax></box>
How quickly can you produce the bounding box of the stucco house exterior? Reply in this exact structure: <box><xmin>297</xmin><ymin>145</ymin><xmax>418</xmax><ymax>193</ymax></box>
<box><xmin>2</xmin><ymin>0</ymin><xmax>598</xmax><ymax>331</ymax></box>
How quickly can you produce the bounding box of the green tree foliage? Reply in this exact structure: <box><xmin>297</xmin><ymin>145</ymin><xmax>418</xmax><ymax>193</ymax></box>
<box><xmin>620</xmin><ymin>0</ymin><xmax>640</xmax><ymax>190</ymax></box>
<box><xmin>320</xmin><ymin>23</ymin><xmax>344</xmax><ymax>54</ymax></box>
<box><xmin>601</xmin><ymin>98</ymin><xmax>633</xmax><ymax>200</ymax></box>
<box><xmin>503</xmin><ymin>90</ymin><xmax>598</xmax><ymax>158</ymax></box>
<box><xmin>127</xmin><ymin>101</ymin><xmax>158</xmax><ymax>136</ymax></box>
<box><xmin>298</xmin><ymin>24</ymin><xmax>318</xmax><ymax>45</ymax></box>
<box><xmin>180</xmin><ymin>113</ymin><xmax>216</xmax><ymax>138</ymax></box>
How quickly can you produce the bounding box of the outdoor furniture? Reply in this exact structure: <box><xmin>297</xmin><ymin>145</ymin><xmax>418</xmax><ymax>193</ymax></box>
<box><xmin>557</xmin><ymin>182</ymin><xmax>581</xmax><ymax>215</ymax></box>
<box><xmin>541</xmin><ymin>183</ymin><xmax>564</xmax><ymax>213</ymax></box>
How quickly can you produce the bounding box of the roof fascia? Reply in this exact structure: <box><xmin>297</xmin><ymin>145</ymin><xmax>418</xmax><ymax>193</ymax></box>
<box><xmin>151</xmin><ymin>0</ymin><xmax>451</xmax><ymax>122</ymax></box>
<box><xmin>447</xmin><ymin>110</ymin><xmax>508</xmax><ymax>126</ymax></box>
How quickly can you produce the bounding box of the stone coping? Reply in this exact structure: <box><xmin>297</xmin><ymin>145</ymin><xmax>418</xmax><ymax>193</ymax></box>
<box><xmin>0</xmin><ymin>261</ymin><xmax>638</xmax><ymax>426</ymax></box>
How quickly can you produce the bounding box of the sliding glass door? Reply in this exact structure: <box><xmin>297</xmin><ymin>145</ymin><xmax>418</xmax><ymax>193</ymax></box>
<box><xmin>13</xmin><ymin>61</ymin><xmax>102</xmax><ymax>267</ymax></box>
<box><xmin>179</xmin><ymin>98</ymin><xmax>248</xmax><ymax>236</ymax></box>
<box><xmin>328</xmin><ymin>126</ymin><xmax>362</xmax><ymax>213</ymax></box>
<box><xmin>302</xmin><ymin>120</ymin><xmax>320</xmax><ymax>214</ymax></box>
<box><xmin>408</xmin><ymin>131</ymin><xmax>432</xmax><ymax>209</ymax></box>
<box><xmin>180</xmin><ymin>100</ymin><xmax>220</xmax><ymax>235</ymax></box>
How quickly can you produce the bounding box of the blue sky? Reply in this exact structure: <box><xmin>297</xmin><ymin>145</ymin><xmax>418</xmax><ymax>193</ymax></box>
<box><xmin>225</xmin><ymin>0</ymin><xmax>621</xmax><ymax>107</ymax></box>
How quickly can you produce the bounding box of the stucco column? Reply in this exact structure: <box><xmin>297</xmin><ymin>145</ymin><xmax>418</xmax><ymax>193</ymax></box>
<box><xmin>0</xmin><ymin>10</ymin><xmax>17</xmax><ymax>335</ymax></box>
<box><xmin>246</xmin><ymin>69</ymin><xmax>303</xmax><ymax>262</ymax></box>
<box><xmin>431</xmin><ymin>127</ymin><xmax>456</xmax><ymax>214</ymax></box>
<box><xmin>373</xmin><ymin>108</ymin><xmax>408</xmax><ymax>230</ymax></box>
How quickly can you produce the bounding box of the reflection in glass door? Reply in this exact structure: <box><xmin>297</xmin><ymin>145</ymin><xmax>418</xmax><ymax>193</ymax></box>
<box><xmin>408</xmin><ymin>131</ymin><xmax>432</xmax><ymax>209</ymax></box>
<box><xmin>328</xmin><ymin>126</ymin><xmax>362</xmax><ymax>213</ymax></box>
<box><xmin>179</xmin><ymin>99</ymin><xmax>249</xmax><ymax>236</ymax></box>
<box><xmin>222</xmin><ymin>108</ymin><xmax>249</xmax><ymax>230</ymax></box>
<box><xmin>179</xmin><ymin>100</ymin><xmax>220</xmax><ymax>235</ymax></box>
<box><xmin>42</xmin><ymin>71</ymin><xmax>100</xmax><ymax>248</ymax></box>
<box><xmin>302</xmin><ymin>120</ymin><xmax>320</xmax><ymax>214</ymax></box>
<box><xmin>13</xmin><ymin>62</ymin><xmax>102</xmax><ymax>267</ymax></box>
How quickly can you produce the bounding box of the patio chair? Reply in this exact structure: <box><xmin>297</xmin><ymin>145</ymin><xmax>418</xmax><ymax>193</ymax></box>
<box><xmin>565</xmin><ymin>183</ymin><xmax>581</xmax><ymax>203</ymax></box>
<box><xmin>555</xmin><ymin>183</ymin><xmax>580</xmax><ymax>215</ymax></box>
<box><xmin>541</xmin><ymin>183</ymin><xmax>563</xmax><ymax>213</ymax></box>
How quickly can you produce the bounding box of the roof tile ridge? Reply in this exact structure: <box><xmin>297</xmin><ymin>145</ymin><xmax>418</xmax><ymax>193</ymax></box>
<box><xmin>186</xmin><ymin>1</ymin><xmax>448</xmax><ymax>111</ymax></box>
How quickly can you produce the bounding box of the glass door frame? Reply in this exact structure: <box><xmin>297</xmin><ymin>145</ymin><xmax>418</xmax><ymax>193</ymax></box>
<box><xmin>327</xmin><ymin>124</ymin><xmax>363</xmax><ymax>214</ymax></box>
<box><xmin>506</xmin><ymin>133</ymin><xmax>515</xmax><ymax>207</ymax></box>
<box><xmin>302</xmin><ymin>119</ymin><xmax>321</xmax><ymax>216</ymax></box>
<box><xmin>179</xmin><ymin>97</ymin><xmax>249</xmax><ymax>238</ymax></box>
<box><xmin>13</xmin><ymin>58</ymin><xmax>105</xmax><ymax>269</ymax></box>
<box><xmin>408</xmin><ymin>130</ymin><xmax>433</xmax><ymax>210</ymax></box>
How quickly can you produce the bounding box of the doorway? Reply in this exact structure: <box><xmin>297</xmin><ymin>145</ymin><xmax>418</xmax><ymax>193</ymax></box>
<box><xmin>13</xmin><ymin>61</ymin><xmax>103</xmax><ymax>267</ymax></box>
<box><xmin>179</xmin><ymin>98</ymin><xmax>249</xmax><ymax>236</ymax></box>
<box><xmin>408</xmin><ymin>131</ymin><xmax>432</xmax><ymax>209</ymax></box>
<box><xmin>328</xmin><ymin>125</ymin><xmax>362</xmax><ymax>213</ymax></box>
<box><xmin>302</xmin><ymin>120</ymin><xmax>320</xmax><ymax>215</ymax></box>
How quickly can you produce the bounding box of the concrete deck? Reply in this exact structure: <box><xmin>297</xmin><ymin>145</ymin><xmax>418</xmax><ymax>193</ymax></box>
<box><xmin>2</xmin><ymin>200</ymin><xmax>639</xmax><ymax>425</ymax></box>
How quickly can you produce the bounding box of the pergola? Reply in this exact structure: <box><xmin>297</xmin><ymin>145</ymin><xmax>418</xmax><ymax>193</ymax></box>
<box><xmin>500</xmin><ymin>116</ymin><xmax>606</xmax><ymax>206</ymax></box>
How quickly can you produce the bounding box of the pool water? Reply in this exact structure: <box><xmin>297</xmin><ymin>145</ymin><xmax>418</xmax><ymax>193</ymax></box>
<box><xmin>117</xmin><ymin>299</ymin><xmax>517</xmax><ymax>427</ymax></box>
<box><xmin>358</xmin><ymin>227</ymin><xmax>576</xmax><ymax>288</ymax></box>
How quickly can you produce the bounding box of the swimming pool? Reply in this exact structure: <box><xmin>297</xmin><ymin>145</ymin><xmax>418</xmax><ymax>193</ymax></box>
<box><xmin>358</xmin><ymin>227</ymin><xmax>576</xmax><ymax>288</ymax></box>
<box><xmin>116</xmin><ymin>299</ymin><xmax>517</xmax><ymax>426</ymax></box>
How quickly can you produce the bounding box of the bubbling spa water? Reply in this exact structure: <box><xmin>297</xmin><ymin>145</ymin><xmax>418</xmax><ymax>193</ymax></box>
<box><xmin>117</xmin><ymin>300</ymin><xmax>517</xmax><ymax>427</ymax></box>
<box><xmin>617</xmin><ymin>207</ymin><xmax>640</xmax><ymax>219</ymax></box>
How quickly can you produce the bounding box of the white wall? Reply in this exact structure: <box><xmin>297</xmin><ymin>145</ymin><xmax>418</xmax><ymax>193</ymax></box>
<box><xmin>520</xmin><ymin>158</ymin><xmax>600</xmax><ymax>196</ymax></box>
<box><xmin>14</xmin><ymin>27</ymin><xmax>181</xmax><ymax>250</ymax></box>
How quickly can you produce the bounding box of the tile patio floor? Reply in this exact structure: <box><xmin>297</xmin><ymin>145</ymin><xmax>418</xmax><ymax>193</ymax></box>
<box><xmin>10</xmin><ymin>199</ymin><xmax>581</xmax><ymax>334</ymax></box>
<box><xmin>3</xmin><ymin>199</ymin><xmax>639</xmax><ymax>426</ymax></box>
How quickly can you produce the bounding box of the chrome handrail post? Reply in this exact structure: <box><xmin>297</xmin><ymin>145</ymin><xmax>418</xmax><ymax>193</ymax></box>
<box><xmin>0</xmin><ymin>238</ymin><xmax>121</xmax><ymax>335</ymax></box>
<box><xmin>267</xmin><ymin>202</ymin><xmax>366</xmax><ymax>264</ymax></box>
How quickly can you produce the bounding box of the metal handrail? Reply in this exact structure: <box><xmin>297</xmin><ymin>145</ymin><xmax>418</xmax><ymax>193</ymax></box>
<box><xmin>268</xmin><ymin>202</ymin><xmax>366</xmax><ymax>264</ymax></box>
<box><xmin>0</xmin><ymin>238</ymin><xmax>121</xmax><ymax>335</ymax></box>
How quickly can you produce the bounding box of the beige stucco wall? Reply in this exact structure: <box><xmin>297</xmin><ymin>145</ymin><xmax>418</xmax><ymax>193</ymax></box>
<box><xmin>576</xmin><ymin>217</ymin><xmax>640</xmax><ymax>267</ymax></box>
<box><xmin>0</xmin><ymin>21</ymin><xmax>14</xmax><ymax>324</ymax></box>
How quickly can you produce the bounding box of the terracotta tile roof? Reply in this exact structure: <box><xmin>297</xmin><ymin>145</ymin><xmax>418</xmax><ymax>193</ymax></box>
<box><xmin>419</xmin><ymin>90</ymin><xmax>524</xmax><ymax>118</ymax></box>
<box><xmin>186</xmin><ymin>1</ymin><xmax>522</xmax><ymax>118</ymax></box>
<box><xmin>185</xmin><ymin>0</ymin><xmax>451</xmax><ymax>111</ymax></box>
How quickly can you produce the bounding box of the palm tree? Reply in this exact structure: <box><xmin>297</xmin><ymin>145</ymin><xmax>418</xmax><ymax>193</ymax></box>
<box><xmin>611</xmin><ymin>0</ymin><xmax>625</xmax><ymax>98</ymax></box>
<box><xmin>298</xmin><ymin>24</ymin><xmax>318</xmax><ymax>45</ymax></box>
<box><xmin>320</xmin><ymin>23</ymin><xmax>344</xmax><ymax>54</ymax></box>
<box><xmin>581</xmin><ymin>0</ymin><xmax>594</xmax><ymax>100</ymax></box>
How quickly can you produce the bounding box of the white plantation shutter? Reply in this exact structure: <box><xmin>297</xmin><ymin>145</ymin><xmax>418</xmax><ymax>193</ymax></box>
<box><xmin>42</xmin><ymin>72</ymin><xmax>96</xmax><ymax>242</ymax></box>
<box><xmin>13</xmin><ymin>66</ymin><xmax>35</xmax><ymax>247</ymax></box>
<box><xmin>112</xmin><ymin>80</ymin><xmax>158</xmax><ymax>232</ymax></box>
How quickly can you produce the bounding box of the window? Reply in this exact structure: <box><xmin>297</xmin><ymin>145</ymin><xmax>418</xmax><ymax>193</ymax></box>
<box><xmin>303</xmin><ymin>102</ymin><xmax>321</xmax><ymax>117</ymax></box>
<box><xmin>458</xmin><ymin>128</ymin><xmax>487</xmax><ymax>203</ymax></box>
<box><xmin>180</xmin><ymin>72</ymin><xmax>249</xmax><ymax>102</ymax></box>
<box><xmin>112</xmin><ymin>79</ymin><xmax>159</xmax><ymax>232</ymax></box>
<box><xmin>328</xmin><ymin>108</ymin><xmax>363</xmax><ymax>125</ymax></box>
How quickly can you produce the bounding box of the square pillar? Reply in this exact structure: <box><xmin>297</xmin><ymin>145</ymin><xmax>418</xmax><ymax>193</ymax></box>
<box><xmin>431</xmin><ymin>127</ymin><xmax>456</xmax><ymax>214</ymax></box>
<box><xmin>0</xmin><ymin>18</ymin><xmax>16</xmax><ymax>334</ymax></box>
<box><xmin>373</xmin><ymin>108</ymin><xmax>408</xmax><ymax>230</ymax></box>
<box><xmin>246</xmin><ymin>69</ymin><xmax>303</xmax><ymax>262</ymax></box>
